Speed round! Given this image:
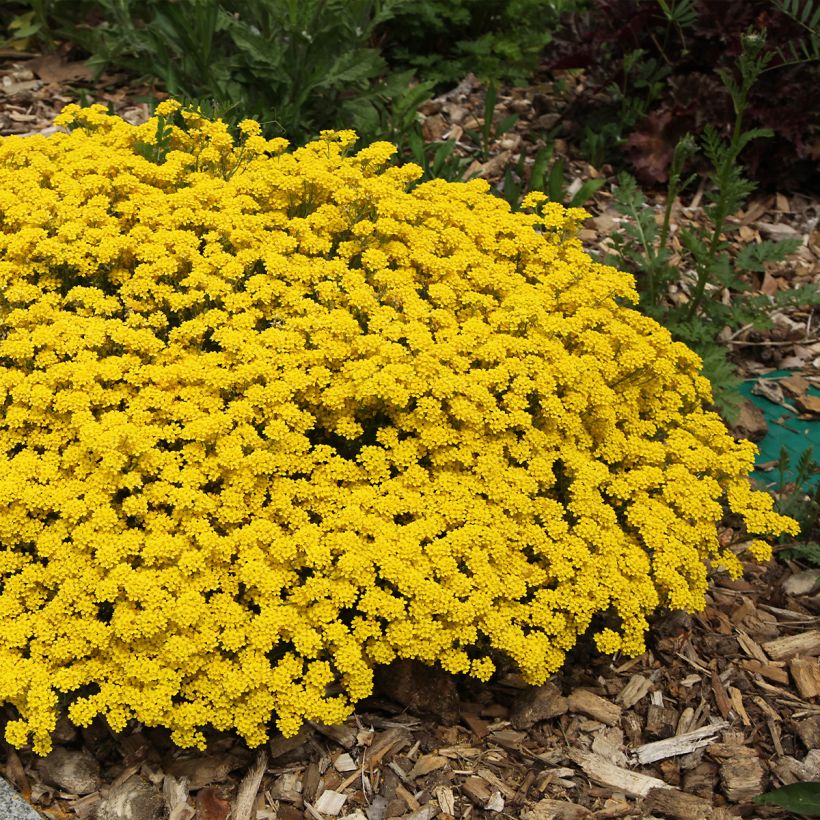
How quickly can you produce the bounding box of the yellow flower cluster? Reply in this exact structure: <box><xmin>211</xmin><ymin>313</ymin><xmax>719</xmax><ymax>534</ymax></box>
<box><xmin>0</xmin><ymin>102</ymin><xmax>797</xmax><ymax>755</ymax></box>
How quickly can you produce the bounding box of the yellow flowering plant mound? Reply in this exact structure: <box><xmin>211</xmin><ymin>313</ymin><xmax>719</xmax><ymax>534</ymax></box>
<box><xmin>0</xmin><ymin>101</ymin><xmax>797</xmax><ymax>755</ymax></box>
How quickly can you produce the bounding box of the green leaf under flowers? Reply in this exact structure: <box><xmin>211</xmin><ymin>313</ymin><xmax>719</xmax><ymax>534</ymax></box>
<box><xmin>754</xmin><ymin>782</ymin><xmax>820</xmax><ymax>815</ymax></box>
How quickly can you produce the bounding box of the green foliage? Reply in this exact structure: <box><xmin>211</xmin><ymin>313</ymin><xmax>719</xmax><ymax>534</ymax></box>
<box><xmin>382</xmin><ymin>0</ymin><xmax>569</xmax><ymax>87</ymax></box>
<box><xmin>754</xmin><ymin>781</ymin><xmax>820</xmax><ymax>815</ymax></box>
<box><xmin>604</xmin><ymin>31</ymin><xmax>820</xmax><ymax>420</ymax></box>
<box><xmin>498</xmin><ymin>143</ymin><xmax>605</xmax><ymax>211</ymax></box>
<box><xmin>773</xmin><ymin>447</ymin><xmax>820</xmax><ymax>564</ymax></box>
<box><xmin>463</xmin><ymin>83</ymin><xmax>519</xmax><ymax>162</ymax></box>
<box><xmin>770</xmin><ymin>0</ymin><xmax>820</xmax><ymax>64</ymax></box>
<box><xmin>23</xmin><ymin>0</ymin><xmax>428</xmax><ymax>144</ymax></box>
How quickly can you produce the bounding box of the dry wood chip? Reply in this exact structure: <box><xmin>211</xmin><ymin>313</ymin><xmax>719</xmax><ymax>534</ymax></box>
<box><xmin>194</xmin><ymin>787</ymin><xmax>230</xmax><ymax>820</ymax></box>
<box><xmin>641</xmin><ymin>786</ymin><xmax>713</xmax><ymax>819</ymax></box>
<box><xmin>333</xmin><ymin>754</ymin><xmax>358</xmax><ymax>774</ymax></box>
<box><xmin>395</xmin><ymin>783</ymin><xmax>420</xmax><ymax>812</ymax></box>
<box><xmin>736</xmin><ymin>630</ymin><xmax>769</xmax><ymax>663</ymax></box>
<box><xmin>402</xmin><ymin>807</ymin><xmax>439</xmax><ymax>820</ymax></box>
<box><xmin>567</xmin><ymin>690</ymin><xmax>621</xmax><ymax>726</ymax></box>
<box><xmin>728</xmin><ymin>687</ymin><xmax>751</xmax><ymax>727</ymax></box>
<box><xmin>490</xmin><ymin>728</ymin><xmax>527</xmax><ymax>750</ymax></box>
<box><xmin>764</xmin><ymin>630</ymin><xmax>820</xmax><ymax>659</ymax></box>
<box><xmin>163</xmin><ymin>776</ymin><xmax>195</xmax><ymax>820</ymax></box>
<box><xmin>310</xmin><ymin>721</ymin><xmax>357</xmax><ymax>749</ymax></box>
<box><xmin>646</xmin><ymin>704</ymin><xmax>679</xmax><ymax>738</ymax></box>
<box><xmin>570</xmin><ymin>750</ymin><xmax>673</xmax><ymax>797</ymax></box>
<box><xmin>485</xmin><ymin>791</ymin><xmax>505</xmax><ymax>812</ymax></box>
<box><xmin>365</xmin><ymin>728</ymin><xmax>410</xmax><ymax>769</ymax></box>
<box><xmin>510</xmin><ymin>682</ymin><xmax>568</xmax><ymax>729</ymax></box>
<box><xmin>676</xmin><ymin>706</ymin><xmax>696</xmax><ymax>735</ymax></box>
<box><xmin>521</xmin><ymin>798</ymin><xmax>591</xmax><ymax>819</ymax></box>
<box><xmin>476</xmin><ymin>767</ymin><xmax>516</xmax><ymax>800</ymax></box>
<box><xmin>707</xmin><ymin>743</ymin><xmax>765</xmax><ymax>802</ymax></box>
<box><xmin>711</xmin><ymin>669</ymin><xmax>733</xmax><ymax>719</ymax></box>
<box><xmin>434</xmin><ymin>785</ymin><xmax>455</xmax><ymax>814</ymax></box>
<box><xmin>790</xmin><ymin>656</ymin><xmax>820</xmax><ymax>699</ymax></box>
<box><xmin>232</xmin><ymin>750</ymin><xmax>267</xmax><ymax>820</ymax></box>
<box><xmin>408</xmin><ymin>754</ymin><xmax>448</xmax><ymax>780</ymax></box>
<box><xmin>314</xmin><ymin>788</ymin><xmax>347</xmax><ymax>816</ymax></box>
<box><xmin>617</xmin><ymin>675</ymin><xmax>653</xmax><ymax>709</ymax></box>
<box><xmin>633</xmin><ymin>721</ymin><xmax>729</xmax><ymax>765</ymax></box>
<box><xmin>784</xmin><ymin>569</ymin><xmax>820</xmax><ymax>597</ymax></box>
<box><xmin>462</xmin><ymin>775</ymin><xmax>494</xmax><ymax>807</ymax></box>
<box><xmin>461</xmin><ymin>711</ymin><xmax>490</xmax><ymax>738</ymax></box>
<box><xmin>739</xmin><ymin>659</ymin><xmax>790</xmax><ymax>685</ymax></box>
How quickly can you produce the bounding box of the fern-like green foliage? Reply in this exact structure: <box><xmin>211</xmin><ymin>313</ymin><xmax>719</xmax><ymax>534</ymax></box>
<box><xmin>769</xmin><ymin>0</ymin><xmax>820</xmax><ymax>65</ymax></box>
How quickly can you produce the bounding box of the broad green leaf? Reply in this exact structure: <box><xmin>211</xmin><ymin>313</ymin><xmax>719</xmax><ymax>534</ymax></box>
<box><xmin>754</xmin><ymin>782</ymin><xmax>820</xmax><ymax>816</ymax></box>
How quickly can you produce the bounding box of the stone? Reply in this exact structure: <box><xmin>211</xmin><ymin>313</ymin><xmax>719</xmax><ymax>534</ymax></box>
<box><xmin>37</xmin><ymin>747</ymin><xmax>101</xmax><ymax>795</ymax></box>
<box><xmin>95</xmin><ymin>775</ymin><xmax>164</xmax><ymax>820</ymax></box>
<box><xmin>0</xmin><ymin>777</ymin><xmax>43</xmax><ymax>820</ymax></box>
<box><xmin>509</xmin><ymin>682</ymin><xmax>568</xmax><ymax>730</ymax></box>
<box><xmin>373</xmin><ymin>659</ymin><xmax>459</xmax><ymax>723</ymax></box>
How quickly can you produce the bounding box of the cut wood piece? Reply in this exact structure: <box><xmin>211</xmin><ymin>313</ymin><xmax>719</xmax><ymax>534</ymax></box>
<box><xmin>462</xmin><ymin>775</ymin><xmax>493</xmax><ymax>807</ymax></box>
<box><xmin>232</xmin><ymin>751</ymin><xmax>267</xmax><ymax>820</ymax></box>
<box><xmin>711</xmin><ymin>669</ymin><xmax>732</xmax><ymax>719</ymax></box>
<box><xmin>739</xmin><ymin>659</ymin><xmax>790</xmax><ymax>685</ymax></box>
<box><xmin>434</xmin><ymin>786</ymin><xmax>455</xmax><ymax>814</ymax></box>
<box><xmin>617</xmin><ymin>675</ymin><xmax>653</xmax><ymax>709</ymax></box>
<box><xmin>314</xmin><ymin>789</ymin><xmax>347</xmax><ymax>816</ymax></box>
<box><xmin>796</xmin><ymin>715</ymin><xmax>820</xmax><ymax>750</ymax></box>
<box><xmin>567</xmin><ymin>690</ymin><xmax>621</xmax><ymax>726</ymax></box>
<box><xmin>728</xmin><ymin>687</ymin><xmax>751</xmax><ymax>727</ymax></box>
<box><xmin>569</xmin><ymin>750</ymin><xmax>673</xmax><ymax>798</ymax></box>
<box><xmin>633</xmin><ymin>721</ymin><xmax>729</xmax><ymax>765</ymax></box>
<box><xmin>408</xmin><ymin>754</ymin><xmax>447</xmax><ymax>780</ymax></box>
<box><xmin>521</xmin><ymin>798</ymin><xmax>591</xmax><ymax>819</ymax></box>
<box><xmin>645</xmin><ymin>704</ymin><xmax>678</xmax><ymax>739</ymax></box>
<box><xmin>642</xmin><ymin>786</ymin><xmax>713</xmax><ymax>820</ymax></box>
<box><xmin>708</xmin><ymin>743</ymin><xmax>765</xmax><ymax>802</ymax></box>
<box><xmin>763</xmin><ymin>630</ymin><xmax>820</xmax><ymax>660</ymax></box>
<box><xmin>790</xmin><ymin>656</ymin><xmax>820</xmax><ymax>699</ymax></box>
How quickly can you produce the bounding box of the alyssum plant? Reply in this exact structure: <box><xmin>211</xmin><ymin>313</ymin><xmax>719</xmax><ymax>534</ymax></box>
<box><xmin>0</xmin><ymin>101</ymin><xmax>797</xmax><ymax>755</ymax></box>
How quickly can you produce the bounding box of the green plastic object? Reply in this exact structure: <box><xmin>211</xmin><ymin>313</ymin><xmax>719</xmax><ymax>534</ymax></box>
<box><xmin>738</xmin><ymin>370</ymin><xmax>820</xmax><ymax>491</ymax></box>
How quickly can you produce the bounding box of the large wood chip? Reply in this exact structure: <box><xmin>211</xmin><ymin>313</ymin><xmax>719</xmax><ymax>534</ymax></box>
<box><xmin>232</xmin><ymin>750</ymin><xmax>267</xmax><ymax>820</ymax></box>
<box><xmin>708</xmin><ymin>743</ymin><xmax>765</xmax><ymax>802</ymax></box>
<box><xmin>634</xmin><ymin>721</ymin><xmax>729</xmax><ymax>765</ymax></box>
<box><xmin>567</xmin><ymin>690</ymin><xmax>621</xmax><ymax>726</ymax></box>
<box><xmin>789</xmin><ymin>656</ymin><xmax>820</xmax><ymax>699</ymax></box>
<box><xmin>163</xmin><ymin>776</ymin><xmax>195</xmax><ymax>820</ymax></box>
<box><xmin>763</xmin><ymin>630</ymin><xmax>820</xmax><ymax>660</ymax></box>
<box><xmin>642</xmin><ymin>787</ymin><xmax>713</xmax><ymax>820</ymax></box>
<box><xmin>365</xmin><ymin>727</ymin><xmax>411</xmax><ymax>769</ymax></box>
<box><xmin>462</xmin><ymin>775</ymin><xmax>493</xmax><ymax>807</ymax></box>
<box><xmin>314</xmin><ymin>789</ymin><xmax>347</xmax><ymax>816</ymax></box>
<box><xmin>617</xmin><ymin>675</ymin><xmax>653</xmax><ymax>709</ymax></box>
<box><xmin>408</xmin><ymin>753</ymin><xmax>447</xmax><ymax>780</ymax></box>
<box><xmin>434</xmin><ymin>786</ymin><xmax>455</xmax><ymax>814</ymax></box>
<box><xmin>521</xmin><ymin>798</ymin><xmax>591</xmax><ymax>819</ymax></box>
<box><xmin>796</xmin><ymin>715</ymin><xmax>820</xmax><ymax>750</ymax></box>
<box><xmin>570</xmin><ymin>750</ymin><xmax>673</xmax><ymax>798</ymax></box>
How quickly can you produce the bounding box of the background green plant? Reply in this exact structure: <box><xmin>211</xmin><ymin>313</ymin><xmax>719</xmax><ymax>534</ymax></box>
<box><xmin>5</xmin><ymin>0</ymin><xmax>428</xmax><ymax>143</ymax></box>
<box><xmin>603</xmin><ymin>30</ymin><xmax>820</xmax><ymax>420</ymax></box>
<box><xmin>381</xmin><ymin>0</ymin><xmax>570</xmax><ymax>87</ymax></box>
